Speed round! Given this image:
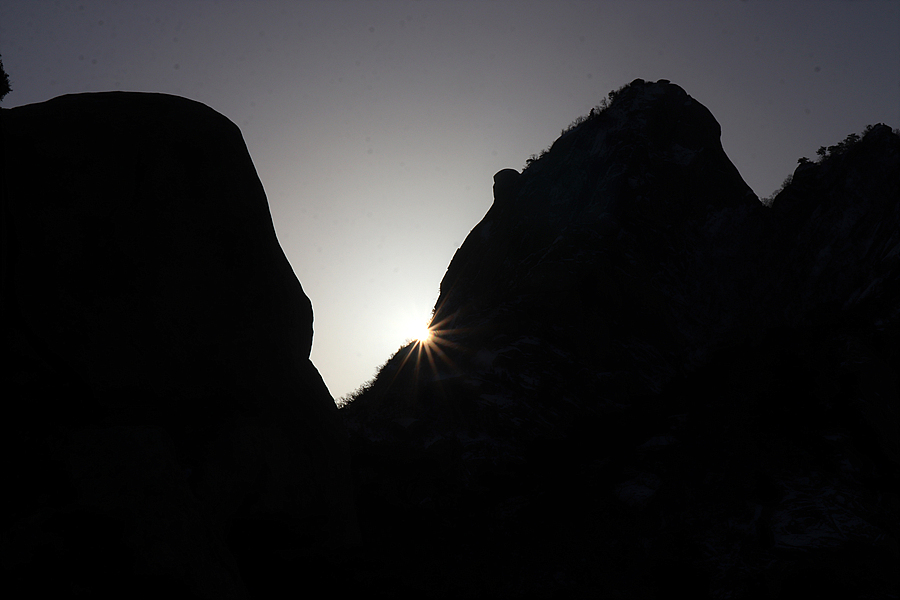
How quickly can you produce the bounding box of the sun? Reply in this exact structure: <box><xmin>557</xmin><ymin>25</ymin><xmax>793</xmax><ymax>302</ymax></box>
<box><xmin>399</xmin><ymin>312</ymin><xmax>434</xmax><ymax>345</ymax></box>
<box><xmin>386</xmin><ymin>308</ymin><xmax>460</xmax><ymax>387</ymax></box>
<box><xmin>412</xmin><ymin>322</ymin><xmax>433</xmax><ymax>344</ymax></box>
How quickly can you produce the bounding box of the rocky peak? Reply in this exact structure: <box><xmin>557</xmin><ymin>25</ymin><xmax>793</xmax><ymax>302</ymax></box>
<box><xmin>769</xmin><ymin>123</ymin><xmax>900</xmax><ymax>328</ymax></box>
<box><xmin>3</xmin><ymin>92</ymin><xmax>357</xmax><ymax>598</ymax></box>
<box><xmin>341</xmin><ymin>82</ymin><xmax>899</xmax><ymax>597</ymax></box>
<box><xmin>775</xmin><ymin>123</ymin><xmax>899</xmax><ymax>222</ymax></box>
<box><xmin>436</xmin><ymin>79</ymin><xmax>755</xmax><ymax>335</ymax></box>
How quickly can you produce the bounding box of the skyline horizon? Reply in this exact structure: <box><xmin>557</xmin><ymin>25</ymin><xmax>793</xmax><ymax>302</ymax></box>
<box><xmin>2</xmin><ymin>0</ymin><xmax>898</xmax><ymax>400</ymax></box>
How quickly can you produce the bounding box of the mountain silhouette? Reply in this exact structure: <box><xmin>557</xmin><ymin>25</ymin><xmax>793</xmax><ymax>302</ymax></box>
<box><xmin>2</xmin><ymin>92</ymin><xmax>357</xmax><ymax>598</ymax></box>
<box><xmin>341</xmin><ymin>79</ymin><xmax>899</xmax><ymax>597</ymax></box>
<box><xmin>2</xmin><ymin>80</ymin><xmax>897</xmax><ymax>598</ymax></box>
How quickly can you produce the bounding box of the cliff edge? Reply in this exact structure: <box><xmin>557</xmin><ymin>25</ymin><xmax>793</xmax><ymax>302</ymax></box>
<box><xmin>2</xmin><ymin>92</ymin><xmax>357</xmax><ymax>598</ymax></box>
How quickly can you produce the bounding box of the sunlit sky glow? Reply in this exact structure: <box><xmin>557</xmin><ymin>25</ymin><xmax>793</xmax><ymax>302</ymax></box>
<box><xmin>2</xmin><ymin>1</ymin><xmax>898</xmax><ymax>401</ymax></box>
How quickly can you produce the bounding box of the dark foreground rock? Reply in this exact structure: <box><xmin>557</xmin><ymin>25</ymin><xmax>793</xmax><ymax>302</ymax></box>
<box><xmin>342</xmin><ymin>80</ymin><xmax>899</xmax><ymax>598</ymax></box>
<box><xmin>2</xmin><ymin>92</ymin><xmax>357</xmax><ymax>598</ymax></box>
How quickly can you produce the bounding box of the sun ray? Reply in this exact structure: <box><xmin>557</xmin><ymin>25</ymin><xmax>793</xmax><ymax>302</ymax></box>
<box><xmin>379</xmin><ymin>305</ymin><xmax>474</xmax><ymax>402</ymax></box>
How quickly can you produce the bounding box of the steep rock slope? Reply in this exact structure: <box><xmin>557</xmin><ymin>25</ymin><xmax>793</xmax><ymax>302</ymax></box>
<box><xmin>342</xmin><ymin>80</ymin><xmax>899</xmax><ymax>598</ymax></box>
<box><xmin>2</xmin><ymin>92</ymin><xmax>357</xmax><ymax>598</ymax></box>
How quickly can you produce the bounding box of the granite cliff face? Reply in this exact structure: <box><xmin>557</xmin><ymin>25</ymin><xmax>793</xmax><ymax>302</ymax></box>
<box><xmin>2</xmin><ymin>92</ymin><xmax>357</xmax><ymax>598</ymax></box>
<box><xmin>342</xmin><ymin>80</ymin><xmax>899</xmax><ymax>597</ymax></box>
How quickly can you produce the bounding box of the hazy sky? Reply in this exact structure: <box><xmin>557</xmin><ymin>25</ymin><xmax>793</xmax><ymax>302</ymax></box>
<box><xmin>2</xmin><ymin>0</ymin><xmax>898</xmax><ymax>401</ymax></box>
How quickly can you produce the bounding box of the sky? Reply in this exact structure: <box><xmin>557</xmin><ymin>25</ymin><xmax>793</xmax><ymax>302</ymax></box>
<box><xmin>2</xmin><ymin>0</ymin><xmax>898</xmax><ymax>402</ymax></box>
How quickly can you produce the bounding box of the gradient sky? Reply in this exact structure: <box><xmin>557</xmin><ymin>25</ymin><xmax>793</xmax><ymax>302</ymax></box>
<box><xmin>2</xmin><ymin>0</ymin><xmax>898</xmax><ymax>401</ymax></box>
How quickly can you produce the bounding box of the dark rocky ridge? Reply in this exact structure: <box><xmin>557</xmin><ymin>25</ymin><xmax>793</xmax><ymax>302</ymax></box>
<box><xmin>342</xmin><ymin>80</ymin><xmax>899</xmax><ymax>597</ymax></box>
<box><xmin>2</xmin><ymin>92</ymin><xmax>357</xmax><ymax>598</ymax></box>
<box><xmin>2</xmin><ymin>80</ymin><xmax>896</xmax><ymax>599</ymax></box>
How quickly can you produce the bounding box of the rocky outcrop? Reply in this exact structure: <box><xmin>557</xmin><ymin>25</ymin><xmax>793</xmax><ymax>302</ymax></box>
<box><xmin>342</xmin><ymin>80</ymin><xmax>899</xmax><ymax>597</ymax></box>
<box><xmin>2</xmin><ymin>92</ymin><xmax>357</xmax><ymax>598</ymax></box>
<box><xmin>492</xmin><ymin>168</ymin><xmax>521</xmax><ymax>204</ymax></box>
